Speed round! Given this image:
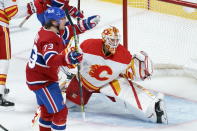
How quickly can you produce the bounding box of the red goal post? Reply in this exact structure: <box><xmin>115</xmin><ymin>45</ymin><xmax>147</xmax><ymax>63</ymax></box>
<box><xmin>123</xmin><ymin>0</ymin><xmax>128</xmax><ymax>49</ymax></box>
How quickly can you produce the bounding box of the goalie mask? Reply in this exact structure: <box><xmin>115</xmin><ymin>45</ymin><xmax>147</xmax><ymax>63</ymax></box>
<box><xmin>102</xmin><ymin>26</ymin><xmax>120</xmax><ymax>54</ymax></box>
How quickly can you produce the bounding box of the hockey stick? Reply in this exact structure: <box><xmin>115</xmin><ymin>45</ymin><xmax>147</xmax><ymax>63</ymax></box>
<box><xmin>65</xmin><ymin>9</ymin><xmax>85</xmax><ymax>120</ymax></box>
<box><xmin>77</xmin><ymin>0</ymin><xmax>81</xmax><ymax>42</ymax></box>
<box><xmin>77</xmin><ymin>0</ymin><xmax>81</xmax><ymax>24</ymax></box>
<box><xmin>19</xmin><ymin>15</ymin><xmax>32</xmax><ymax>28</ymax></box>
<box><xmin>0</xmin><ymin>124</ymin><xmax>8</xmax><ymax>131</ymax></box>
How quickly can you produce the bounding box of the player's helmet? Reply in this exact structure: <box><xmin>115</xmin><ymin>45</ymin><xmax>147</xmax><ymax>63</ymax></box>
<box><xmin>44</xmin><ymin>7</ymin><xmax>65</xmax><ymax>24</ymax></box>
<box><xmin>102</xmin><ymin>26</ymin><xmax>120</xmax><ymax>49</ymax></box>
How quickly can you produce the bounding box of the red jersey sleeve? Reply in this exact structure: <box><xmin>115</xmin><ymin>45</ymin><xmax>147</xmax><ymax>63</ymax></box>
<box><xmin>36</xmin><ymin>28</ymin><xmax>69</xmax><ymax>67</ymax></box>
<box><xmin>61</xmin><ymin>24</ymin><xmax>83</xmax><ymax>45</ymax></box>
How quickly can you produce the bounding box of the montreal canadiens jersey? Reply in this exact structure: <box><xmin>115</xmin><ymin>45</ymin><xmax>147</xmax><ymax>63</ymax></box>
<box><xmin>26</xmin><ymin>27</ymin><xmax>69</xmax><ymax>91</ymax></box>
<box><xmin>80</xmin><ymin>39</ymin><xmax>132</xmax><ymax>91</ymax></box>
<box><xmin>0</xmin><ymin>0</ymin><xmax>18</xmax><ymax>27</ymax></box>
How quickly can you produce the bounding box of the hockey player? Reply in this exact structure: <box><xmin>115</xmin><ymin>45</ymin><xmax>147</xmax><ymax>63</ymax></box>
<box><xmin>30</xmin><ymin>0</ymin><xmax>99</xmax><ymax>79</ymax></box>
<box><xmin>65</xmin><ymin>26</ymin><xmax>168</xmax><ymax>124</ymax></box>
<box><xmin>32</xmin><ymin>0</ymin><xmax>84</xmax><ymax>25</ymax></box>
<box><xmin>26</xmin><ymin>7</ymin><xmax>83</xmax><ymax>131</ymax></box>
<box><xmin>0</xmin><ymin>0</ymin><xmax>36</xmax><ymax>107</ymax></box>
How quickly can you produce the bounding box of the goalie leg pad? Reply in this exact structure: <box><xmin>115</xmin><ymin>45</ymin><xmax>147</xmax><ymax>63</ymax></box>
<box><xmin>100</xmin><ymin>77</ymin><xmax>168</xmax><ymax>123</ymax></box>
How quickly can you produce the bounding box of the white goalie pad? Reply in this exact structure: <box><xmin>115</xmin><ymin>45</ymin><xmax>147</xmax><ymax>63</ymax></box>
<box><xmin>99</xmin><ymin>77</ymin><xmax>167</xmax><ymax>123</ymax></box>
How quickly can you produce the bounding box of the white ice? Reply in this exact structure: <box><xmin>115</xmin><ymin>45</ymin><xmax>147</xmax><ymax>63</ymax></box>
<box><xmin>0</xmin><ymin>0</ymin><xmax>197</xmax><ymax>131</ymax></box>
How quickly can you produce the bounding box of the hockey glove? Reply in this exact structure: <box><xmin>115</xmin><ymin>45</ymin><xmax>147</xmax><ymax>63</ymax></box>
<box><xmin>78</xmin><ymin>15</ymin><xmax>100</xmax><ymax>32</ymax></box>
<box><xmin>69</xmin><ymin>6</ymin><xmax>84</xmax><ymax>19</ymax></box>
<box><xmin>133</xmin><ymin>51</ymin><xmax>153</xmax><ymax>80</ymax></box>
<box><xmin>66</xmin><ymin>51</ymin><xmax>83</xmax><ymax>65</ymax></box>
<box><xmin>27</xmin><ymin>2</ymin><xmax>37</xmax><ymax>15</ymax></box>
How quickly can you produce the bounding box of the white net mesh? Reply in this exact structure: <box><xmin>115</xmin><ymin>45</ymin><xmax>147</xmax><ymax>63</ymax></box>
<box><xmin>127</xmin><ymin>0</ymin><xmax>197</xmax><ymax>77</ymax></box>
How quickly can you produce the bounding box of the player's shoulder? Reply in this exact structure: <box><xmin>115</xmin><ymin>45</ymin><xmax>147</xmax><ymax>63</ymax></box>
<box><xmin>38</xmin><ymin>27</ymin><xmax>61</xmax><ymax>43</ymax></box>
<box><xmin>80</xmin><ymin>39</ymin><xmax>103</xmax><ymax>54</ymax></box>
<box><xmin>115</xmin><ymin>44</ymin><xmax>132</xmax><ymax>64</ymax></box>
<box><xmin>117</xmin><ymin>44</ymin><xmax>130</xmax><ymax>53</ymax></box>
<box><xmin>80</xmin><ymin>39</ymin><xmax>102</xmax><ymax>48</ymax></box>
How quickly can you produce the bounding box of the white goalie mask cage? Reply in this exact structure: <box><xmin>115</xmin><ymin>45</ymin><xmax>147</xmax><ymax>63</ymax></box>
<box><xmin>102</xmin><ymin>26</ymin><xmax>121</xmax><ymax>49</ymax></box>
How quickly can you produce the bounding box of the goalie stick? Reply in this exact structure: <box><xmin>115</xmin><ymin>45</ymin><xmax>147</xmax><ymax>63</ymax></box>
<box><xmin>65</xmin><ymin>8</ymin><xmax>85</xmax><ymax>120</ymax></box>
<box><xmin>0</xmin><ymin>124</ymin><xmax>8</xmax><ymax>131</ymax></box>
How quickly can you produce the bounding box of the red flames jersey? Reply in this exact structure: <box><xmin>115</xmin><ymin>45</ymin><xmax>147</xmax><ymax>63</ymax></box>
<box><xmin>79</xmin><ymin>39</ymin><xmax>132</xmax><ymax>91</ymax></box>
<box><xmin>26</xmin><ymin>27</ymin><xmax>69</xmax><ymax>91</ymax></box>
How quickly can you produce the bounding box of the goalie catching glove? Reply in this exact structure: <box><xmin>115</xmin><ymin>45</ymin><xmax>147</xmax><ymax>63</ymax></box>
<box><xmin>78</xmin><ymin>15</ymin><xmax>100</xmax><ymax>32</ymax></box>
<box><xmin>132</xmin><ymin>51</ymin><xmax>153</xmax><ymax>80</ymax></box>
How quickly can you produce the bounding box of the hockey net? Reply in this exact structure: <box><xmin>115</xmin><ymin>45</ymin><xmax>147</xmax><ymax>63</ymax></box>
<box><xmin>123</xmin><ymin>0</ymin><xmax>197</xmax><ymax>78</ymax></box>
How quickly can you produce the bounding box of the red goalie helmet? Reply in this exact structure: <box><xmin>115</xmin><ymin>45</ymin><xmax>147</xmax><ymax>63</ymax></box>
<box><xmin>102</xmin><ymin>26</ymin><xmax>120</xmax><ymax>48</ymax></box>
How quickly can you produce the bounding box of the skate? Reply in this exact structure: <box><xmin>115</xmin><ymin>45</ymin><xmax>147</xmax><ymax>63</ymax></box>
<box><xmin>146</xmin><ymin>93</ymin><xmax>168</xmax><ymax>124</ymax></box>
<box><xmin>154</xmin><ymin>94</ymin><xmax>168</xmax><ymax>124</ymax></box>
<box><xmin>0</xmin><ymin>94</ymin><xmax>15</xmax><ymax>107</ymax></box>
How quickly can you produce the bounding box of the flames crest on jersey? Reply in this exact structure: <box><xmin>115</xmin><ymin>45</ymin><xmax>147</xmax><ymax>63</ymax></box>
<box><xmin>89</xmin><ymin>64</ymin><xmax>112</xmax><ymax>81</ymax></box>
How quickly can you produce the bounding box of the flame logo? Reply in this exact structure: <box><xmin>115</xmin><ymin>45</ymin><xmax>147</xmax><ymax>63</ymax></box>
<box><xmin>89</xmin><ymin>65</ymin><xmax>112</xmax><ymax>81</ymax></box>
